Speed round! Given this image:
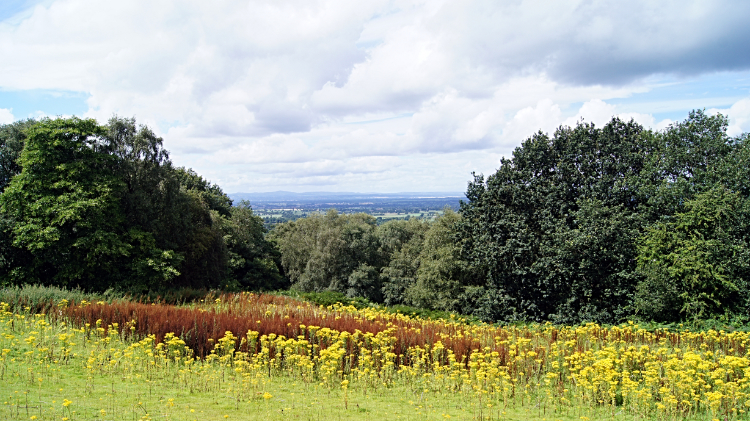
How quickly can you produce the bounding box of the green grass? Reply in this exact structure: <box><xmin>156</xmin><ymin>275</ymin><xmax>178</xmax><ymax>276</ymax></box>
<box><xmin>2</xmin><ymin>285</ymin><xmax>746</xmax><ymax>420</ymax></box>
<box><xmin>0</xmin><ymin>305</ymin><xmax>650</xmax><ymax>421</ymax></box>
<box><xmin>0</xmin><ymin>284</ymin><xmax>219</xmax><ymax>314</ymax></box>
<box><xmin>0</xmin><ymin>348</ymin><xmax>643</xmax><ymax>421</ymax></box>
<box><xmin>0</xmin><ymin>284</ymin><xmax>118</xmax><ymax>313</ymax></box>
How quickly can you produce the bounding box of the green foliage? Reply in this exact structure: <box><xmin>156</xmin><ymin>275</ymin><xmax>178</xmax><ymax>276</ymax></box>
<box><xmin>549</xmin><ymin>198</ymin><xmax>644</xmax><ymax>323</ymax></box>
<box><xmin>0</xmin><ymin>117</ymin><xmax>284</xmax><ymax>295</ymax></box>
<box><xmin>456</xmin><ymin>110</ymin><xmax>750</xmax><ymax>323</ymax></box>
<box><xmin>271</xmin><ymin>208</ymin><xmax>475</xmax><ymax>313</ymax></box>
<box><xmin>270</xmin><ymin>210</ymin><xmax>382</xmax><ymax>299</ymax></box>
<box><xmin>458</xmin><ymin>117</ymin><xmax>649</xmax><ymax>323</ymax></box>
<box><xmin>640</xmin><ymin>110</ymin><xmax>736</xmax><ymax>221</ymax></box>
<box><xmin>271</xmin><ymin>211</ymin><xmax>448</xmax><ymax>304</ymax></box>
<box><xmin>0</xmin><ymin>283</ymin><xmax>215</xmax><ymax>311</ymax></box>
<box><xmin>0</xmin><ymin>213</ymin><xmax>14</xmax><ymax>285</ymax></box>
<box><xmin>0</xmin><ymin>283</ymin><xmax>119</xmax><ymax>313</ymax></box>
<box><xmin>407</xmin><ymin>209</ymin><xmax>473</xmax><ymax>313</ymax></box>
<box><xmin>222</xmin><ymin>201</ymin><xmax>286</xmax><ymax>291</ymax></box>
<box><xmin>385</xmin><ymin>304</ymin><xmax>481</xmax><ymax>324</ymax></box>
<box><xmin>174</xmin><ymin>166</ymin><xmax>233</xmax><ymax>217</ymax></box>
<box><xmin>276</xmin><ymin>289</ymin><xmax>370</xmax><ymax>309</ymax></box>
<box><xmin>631</xmin><ymin>111</ymin><xmax>750</xmax><ymax>321</ymax></box>
<box><xmin>0</xmin><ymin>117</ymin><xmax>130</xmax><ymax>289</ymax></box>
<box><xmin>636</xmin><ymin>186</ymin><xmax>750</xmax><ymax>320</ymax></box>
<box><xmin>0</xmin><ymin>119</ymin><xmax>35</xmax><ymax>193</ymax></box>
<box><xmin>346</xmin><ymin>263</ymin><xmax>380</xmax><ymax>301</ymax></box>
<box><xmin>377</xmin><ymin>218</ymin><xmax>429</xmax><ymax>305</ymax></box>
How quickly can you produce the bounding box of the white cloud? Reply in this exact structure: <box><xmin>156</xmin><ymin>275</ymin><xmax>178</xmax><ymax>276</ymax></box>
<box><xmin>561</xmin><ymin>99</ymin><xmax>672</xmax><ymax>130</ymax></box>
<box><xmin>0</xmin><ymin>0</ymin><xmax>748</xmax><ymax>192</ymax></box>
<box><xmin>0</xmin><ymin>108</ymin><xmax>13</xmax><ymax>124</ymax></box>
<box><xmin>709</xmin><ymin>98</ymin><xmax>750</xmax><ymax>137</ymax></box>
<box><xmin>503</xmin><ymin>99</ymin><xmax>563</xmax><ymax>143</ymax></box>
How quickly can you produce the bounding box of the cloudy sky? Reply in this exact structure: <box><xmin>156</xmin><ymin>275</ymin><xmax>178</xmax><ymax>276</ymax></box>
<box><xmin>1</xmin><ymin>0</ymin><xmax>750</xmax><ymax>193</ymax></box>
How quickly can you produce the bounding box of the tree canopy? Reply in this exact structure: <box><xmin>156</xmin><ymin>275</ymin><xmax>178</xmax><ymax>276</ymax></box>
<box><xmin>457</xmin><ymin>110</ymin><xmax>750</xmax><ymax>323</ymax></box>
<box><xmin>0</xmin><ymin>117</ymin><xmax>285</xmax><ymax>293</ymax></box>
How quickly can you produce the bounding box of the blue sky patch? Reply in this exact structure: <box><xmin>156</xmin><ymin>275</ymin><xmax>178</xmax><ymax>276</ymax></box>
<box><xmin>0</xmin><ymin>0</ymin><xmax>42</xmax><ymax>23</ymax></box>
<box><xmin>610</xmin><ymin>71</ymin><xmax>750</xmax><ymax>122</ymax></box>
<box><xmin>0</xmin><ymin>89</ymin><xmax>90</xmax><ymax>120</ymax></box>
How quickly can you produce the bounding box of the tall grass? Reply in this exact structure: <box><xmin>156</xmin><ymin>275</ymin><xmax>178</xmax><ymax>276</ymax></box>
<box><xmin>3</xmin><ymin>287</ymin><xmax>750</xmax><ymax>419</ymax></box>
<box><xmin>0</xmin><ymin>284</ymin><xmax>117</xmax><ymax>313</ymax></box>
<box><xmin>0</xmin><ymin>284</ymin><xmax>218</xmax><ymax>314</ymax></box>
<box><xmin>57</xmin><ymin>291</ymin><xmax>711</xmax><ymax>368</ymax></box>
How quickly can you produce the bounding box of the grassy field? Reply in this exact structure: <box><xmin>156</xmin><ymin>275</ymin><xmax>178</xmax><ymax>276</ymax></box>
<box><xmin>371</xmin><ymin>211</ymin><xmax>442</xmax><ymax>222</ymax></box>
<box><xmin>1</xmin><ymin>293</ymin><xmax>749</xmax><ymax>420</ymax></box>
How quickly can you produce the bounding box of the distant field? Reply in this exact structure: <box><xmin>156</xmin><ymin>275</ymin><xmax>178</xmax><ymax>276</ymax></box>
<box><xmin>255</xmin><ymin>210</ymin><xmax>444</xmax><ymax>225</ymax></box>
<box><xmin>230</xmin><ymin>192</ymin><xmax>463</xmax><ymax>226</ymax></box>
<box><xmin>371</xmin><ymin>210</ymin><xmax>444</xmax><ymax>221</ymax></box>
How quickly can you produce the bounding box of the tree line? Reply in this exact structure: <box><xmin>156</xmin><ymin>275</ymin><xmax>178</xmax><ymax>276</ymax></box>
<box><xmin>2</xmin><ymin>111</ymin><xmax>749</xmax><ymax>324</ymax></box>
<box><xmin>269</xmin><ymin>110</ymin><xmax>750</xmax><ymax>324</ymax></box>
<box><xmin>0</xmin><ymin>117</ymin><xmax>286</xmax><ymax>293</ymax></box>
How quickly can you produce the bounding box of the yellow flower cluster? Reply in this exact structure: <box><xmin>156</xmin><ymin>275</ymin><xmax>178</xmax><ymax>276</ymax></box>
<box><xmin>2</xmin><ymin>300</ymin><xmax>750</xmax><ymax>420</ymax></box>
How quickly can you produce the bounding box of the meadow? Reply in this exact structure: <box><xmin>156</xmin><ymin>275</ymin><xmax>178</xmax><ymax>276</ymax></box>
<box><xmin>1</xmin><ymin>292</ymin><xmax>749</xmax><ymax>420</ymax></box>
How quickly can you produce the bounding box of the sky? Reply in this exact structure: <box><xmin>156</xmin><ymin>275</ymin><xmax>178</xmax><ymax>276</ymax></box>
<box><xmin>1</xmin><ymin>1</ymin><xmax>750</xmax><ymax>193</ymax></box>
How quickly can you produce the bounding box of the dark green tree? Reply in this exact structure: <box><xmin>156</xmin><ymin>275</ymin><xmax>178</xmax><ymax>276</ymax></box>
<box><xmin>0</xmin><ymin>120</ymin><xmax>38</xmax><ymax>282</ymax></box>
<box><xmin>640</xmin><ymin>110</ymin><xmax>736</xmax><ymax>221</ymax></box>
<box><xmin>458</xmin><ymin>117</ymin><xmax>650</xmax><ymax>322</ymax></box>
<box><xmin>632</xmin><ymin>111</ymin><xmax>750</xmax><ymax>321</ymax></box>
<box><xmin>174</xmin><ymin>167</ymin><xmax>233</xmax><ymax>217</ymax></box>
<box><xmin>0</xmin><ymin>118</ymin><xmax>129</xmax><ymax>289</ymax></box>
<box><xmin>0</xmin><ymin>116</ymin><xmax>285</xmax><ymax>293</ymax></box>
<box><xmin>636</xmin><ymin>186</ymin><xmax>750</xmax><ymax>320</ymax></box>
<box><xmin>407</xmin><ymin>209</ymin><xmax>473</xmax><ymax>312</ymax></box>
<box><xmin>222</xmin><ymin>200</ymin><xmax>286</xmax><ymax>291</ymax></box>
<box><xmin>99</xmin><ymin>116</ymin><xmax>186</xmax><ymax>291</ymax></box>
<box><xmin>101</xmin><ymin>117</ymin><xmax>253</xmax><ymax>292</ymax></box>
<box><xmin>0</xmin><ymin>119</ymin><xmax>36</xmax><ymax>192</ymax></box>
<box><xmin>458</xmin><ymin>110</ymin><xmax>750</xmax><ymax>323</ymax></box>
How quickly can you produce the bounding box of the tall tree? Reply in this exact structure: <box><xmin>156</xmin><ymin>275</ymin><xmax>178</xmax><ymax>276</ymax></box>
<box><xmin>640</xmin><ymin>110</ymin><xmax>736</xmax><ymax>221</ymax></box>
<box><xmin>0</xmin><ymin>116</ymin><xmax>283</xmax><ymax>293</ymax></box>
<box><xmin>458</xmin><ymin>110</ymin><xmax>750</xmax><ymax>323</ymax></box>
<box><xmin>0</xmin><ymin>120</ymin><xmax>36</xmax><ymax>193</ymax></box>
<box><xmin>407</xmin><ymin>209</ymin><xmax>472</xmax><ymax>312</ymax></box>
<box><xmin>222</xmin><ymin>200</ymin><xmax>286</xmax><ymax>291</ymax></box>
<box><xmin>458</xmin><ymin>117</ymin><xmax>650</xmax><ymax>322</ymax></box>
<box><xmin>0</xmin><ymin>118</ymin><xmax>129</xmax><ymax>289</ymax></box>
<box><xmin>0</xmin><ymin>120</ymin><xmax>38</xmax><ymax>282</ymax></box>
